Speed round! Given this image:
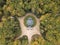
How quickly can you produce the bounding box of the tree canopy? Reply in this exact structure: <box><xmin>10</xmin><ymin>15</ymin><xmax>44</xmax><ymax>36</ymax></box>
<box><xmin>0</xmin><ymin>0</ymin><xmax>60</xmax><ymax>17</ymax></box>
<box><xmin>0</xmin><ymin>0</ymin><xmax>60</xmax><ymax>45</ymax></box>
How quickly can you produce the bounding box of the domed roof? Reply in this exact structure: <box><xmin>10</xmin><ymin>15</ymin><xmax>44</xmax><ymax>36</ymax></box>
<box><xmin>26</xmin><ymin>17</ymin><xmax>34</xmax><ymax>27</ymax></box>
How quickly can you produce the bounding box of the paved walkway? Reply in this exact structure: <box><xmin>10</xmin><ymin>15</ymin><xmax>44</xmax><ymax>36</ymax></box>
<box><xmin>16</xmin><ymin>13</ymin><xmax>41</xmax><ymax>45</ymax></box>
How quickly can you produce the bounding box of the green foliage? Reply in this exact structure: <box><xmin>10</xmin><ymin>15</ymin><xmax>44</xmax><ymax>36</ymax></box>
<box><xmin>19</xmin><ymin>35</ymin><xmax>28</xmax><ymax>45</ymax></box>
<box><xmin>0</xmin><ymin>16</ymin><xmax>21</xmax><ymax>45</ymax></box>
<box><xmin>2</xmin><ymin>0</ymin><xmax>59</xmax><ymax>18</ymax></box>
<box><xmin>31</xmin><ymin>34</ymin><xmax>45</xmax><ymax>45</ymax></box>
<box><xmin>40</xmin><ymin>13</ymin><xmax>60</xmax><ymax>45</ymax></box>
<box><xmin>0</xmin><ymin>0</ymin><xmax>6</xmax><ymax>7</ymax></box>
<box><xmin>0</xmin><ymin>0</ymin><xmax>60</xmax><ymax>45</ymax></box>
<box><xmin>13</xmin><ymin>35</ymin><xmax>28</xmax><ymax>45</ymax></box>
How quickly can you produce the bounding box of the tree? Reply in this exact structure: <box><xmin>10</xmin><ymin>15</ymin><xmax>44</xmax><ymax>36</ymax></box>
<box><xmin>0</xmin><ymin>0</ymin><xmax>60</xmax><ymax>45</ymax></box>
<box><xmin>2</xmin><ymin>0</ymin><xmax>60</xmax><ymax>17</ymax></box>
<box><xmin>40</xmin><ymin>13</ymin><xmax>60</xmax><ymax>45</ymax></box>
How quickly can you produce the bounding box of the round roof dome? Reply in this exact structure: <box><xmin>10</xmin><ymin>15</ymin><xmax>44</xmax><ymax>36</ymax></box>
<box><xmin>24</xmin><ymin>15</ymin><xmax>36</xmax><ymax>27</ymax></box>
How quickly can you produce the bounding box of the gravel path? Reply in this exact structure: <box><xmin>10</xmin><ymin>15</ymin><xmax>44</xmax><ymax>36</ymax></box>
<box><xmin>16</xmin><ymin>13</ymin><xmax>41</xmax><ymax>45</ymax></box>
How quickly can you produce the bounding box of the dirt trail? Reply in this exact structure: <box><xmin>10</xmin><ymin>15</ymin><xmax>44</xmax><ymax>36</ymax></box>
<box><xmin>16</xmin><ymin>13</ymin><xmax>41</xmax><ymax>45</ymax></box>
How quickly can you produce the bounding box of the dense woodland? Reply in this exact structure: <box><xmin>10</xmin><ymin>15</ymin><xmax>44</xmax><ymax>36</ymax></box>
<box><xmin>0</xmin><ymin>0</ymin><xmax>60</xmax><ymax>45</ymax></box>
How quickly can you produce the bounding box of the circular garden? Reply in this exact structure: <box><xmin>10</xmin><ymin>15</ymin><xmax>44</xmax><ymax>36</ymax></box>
<box><xmin>24</xmin><ymin>15</ymin><xmax>36</xmax><ymax>27</ymax></box>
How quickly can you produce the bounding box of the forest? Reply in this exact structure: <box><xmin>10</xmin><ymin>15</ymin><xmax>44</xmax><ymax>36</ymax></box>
<box><xmin>0</xmin><ymin>0</ymin><xmax>60</xmax><ymax>45</ymax></box>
